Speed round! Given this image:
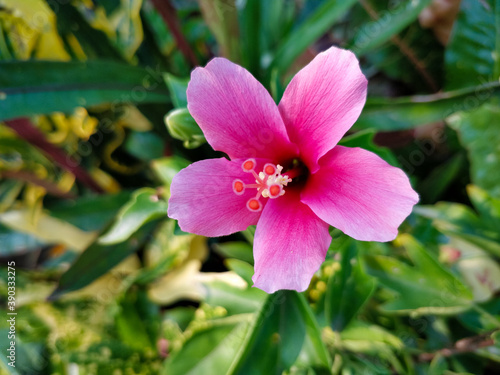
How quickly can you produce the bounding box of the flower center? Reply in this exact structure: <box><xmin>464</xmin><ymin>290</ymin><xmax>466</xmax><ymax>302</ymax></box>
<box><xmin>232</xmin><ymin>158</ymin><xmax>292</xmax><ymax>212</ymax></box>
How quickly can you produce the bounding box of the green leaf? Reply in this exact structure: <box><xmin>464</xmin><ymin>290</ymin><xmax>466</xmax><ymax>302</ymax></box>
<box><xmin>111</xmin><ymin>0</ymin><xmax>144</xmax><ymax>59</ymax></box>
<box><xmin>0</xmin><ymin>223</ymin><xmax>43</xmax><ymax>256</ymax></box>
<box><xmin>445</xmin><ymin>0</ymin><xmax>499</xmax><ymax>90</ymax></box>
<box><xmin>232</xmin><ymin>291</ymin><xmax>330</xmax><ymax>374</ymax></box>
<box><xmin>429</xmin><ymin>354</ymin><xmax>448</xmax><ymax>375</ymax></box>
<box><xmin>164</xmin><ymin>73</ymin><xmax>189</xmax><ymax>108</ymax></box>
<box><xmin>0</xmin><ymin>180</ymin><xmax>23</xmax><ymax>213</ymax></box>
<box><xmin>224</xmin><ymin>258</ymin><xmax>254</xmax><ymax>286</ymax></box>
<box><xmin>456</xmin><ymin>254</ymin><xmax>500</xmax><ymax>302</ymax></box>
<box><xmin>47</xmin><ymin>191</ymin><xmax>132</xmax><ymax>232</ymax></box>
<box><xmin>355</xmin><ymin>82</ymin><xmax>500</xmax><ymax>131</ymax></box>
<box><xmin>454</xmin><ymin>233</ymin><xmax>500</xmax><ymax>258</ymax></box>
<box><xmin>447</xmin><ymin>100</ymin><xmax>500</xmax><ymax>199</ymax></box>
<box><xmin>339</xmin><ymin>129</ymin><xmax>399</xmax><ymax>167</ymax></box>
<box><xmin>48</xmin><ymin>0</ymin><xmax>124</xmax><ymax>61</ymax></box>
<box><xmin>165</xmin><ymin>108</ymin><xmax>206</xmax><ymax>149</ymax></box>
<box><xmin>493</xmin><ymin>330</ymin><xmax>500</xmax><ymax>346</ymax></box>
<box><xmin>418</xmin><ymin>153</ymin><xmax>466</xmax><ymax>203</ymax></box>
<box><xmin>364</xmin><ymin>235</ymin><xmax>473</xmax><ymax>313</ymax></box>
<box><xmin>0</xmin><ymin>209</ymin><xmax>96</xmax><ymax>252</ymax></box>
<box><xmin>204</xmin><ymin>280</ymin><xmax>266</xmax><ymax>316</ymax></box>
<box><xmin>340</xmin><ymin>322</ymin><xmax>404</xmax><ymax>353</ymax></box>
<box><xmin>99</xmin><ymin>188</ymin><xmax>168</xmax><ymax>245</ymax></box>
<box><xmin>0</xmin><ymin>329</ymin><xmax>44</xmax><ymax>375</ymax></box>
<box><xmin>415</xmin><ymin>200</ymin><xmax>500</xmax><ymax>257</ymax></box>
<box><xmin>0</xmin><ymin>60</ymin><xmax>170</xmax><ymax>121</ymax></box>
<box><xmin>349</xmin><ymin>0</ymin><xmax>433</xmax><ymax>56</ymax></box>
<box><xmin>50</xmin><ymin>221</ymin><xmax>157</xmax><ymax>299</ymax></box>
<box><xmin>363</xmin><ymin>23</ymin><xmax>443</xmax><ymax>93</ymax></box>
<box><xmin>151</xmin><ymin>156</ymin><xmax>191</xmax><ymax>187</ymax></box>
<box><xmin>337</xmin><ymin>321</ymin><xmax>406</xmax><ymax>373</ymax></box>
<box><xmin>115</xmin><ymin>289</ymin><xmax>160</xmax><ymax>353</ymax></box>
<box><xmin>240</xmin><ymin>0</ymin><xmax>262</xmax><ymax>78</ymax></box>
<box><xmin>213</xmin><ymin>241</ymin><xmax>254</xmax><ymax>265</ymax></box>
<box><xmin>467</xmin><ymin>185</ymin><xmax>500</xmax><ymax>230</ymax></box>
<box><xmin>326</xmin><ymin>242</ymin><xmax>376</xmax><ymax>332</ymax></box>
<box><xmin>199</xmin><ymin>0</ymin><xmax>240</xmax><ymax>62</ymax></box>
<box><xmin>162</xmin><ymin>314</ymin><xmax>253</xmax><ymax>375</ymax></box>
<box><xmin>414</xmin><ymin>203</ymin><xmax>491</xmax><ymax>238</ymax></box>
<box><xmin>292</xmin><ymin>293</ymin><xmax>332</xmax><ymax>372</ymax></box>
<box><xmin>270</xmin><ymin>0</ymin><xmax>357</xmax><ymax>75</ymax></box>
<box><xmin>124</xmin><ymin>131</ymin><xmax>164</xmax><ymax>161</ymax></box>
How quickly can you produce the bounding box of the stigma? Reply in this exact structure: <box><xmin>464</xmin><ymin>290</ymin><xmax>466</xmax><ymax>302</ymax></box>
<box><xmin>232</xmin><ymin>159</ymin><xmax>292</xmax><ymax>212</ymax></box>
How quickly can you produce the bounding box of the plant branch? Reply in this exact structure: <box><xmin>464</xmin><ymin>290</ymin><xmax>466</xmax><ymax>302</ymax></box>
<box><xmin>359</xmin><ymin>0</ymin><xmax>439</xmax><ymax>92</ymax></box>
<box><xmin>5</xmin><ymin>118</ymin><xmax>103</xmax><ymax>193</ymax></box>
<box><xmin>150</xmin><ymin>0</ymin><xmax>199</xmax><ymax>67</ymax></box>
<box><xmin>418</xmin><ymin>332</ymin><xmax>497</xmax><ymax>362</ymax></box>
<box><xmin>0</xmin><ymin>170</ymin><xmax>76</xmax><ymax>199</ymax></box>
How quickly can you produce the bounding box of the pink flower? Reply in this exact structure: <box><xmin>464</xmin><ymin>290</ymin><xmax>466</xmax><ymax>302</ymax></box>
<box><xmin>168</xmin><ymin>46</ymin><xmax>419</xmax><ymax>294</ymax></box>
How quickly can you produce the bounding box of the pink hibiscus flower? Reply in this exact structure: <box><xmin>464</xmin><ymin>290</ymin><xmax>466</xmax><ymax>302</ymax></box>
<box><xmin>168</xmin><ymin>46</ymin><xmax>419</xmax><ymax>294</ymax></box>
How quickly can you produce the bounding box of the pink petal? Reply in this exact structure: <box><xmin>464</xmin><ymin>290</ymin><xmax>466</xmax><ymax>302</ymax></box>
<box><xmin>301</xmin><ymin>146</ymin><xmax>419</xmax><ymax>242</ymax></box>
<box><xmin>278</xmin><ymin>46</ymin><xmax>368</xmax><ymax>172</ymax></box>
<box><xmin>168</xmin><ymin>158</ymin><xmax>270</xmax><ymax>237</ymax></box>
<box><xmin>252</xmin><ymin>189</ymin><xmax>331</xmax><ymax>293</ymax></box>
<box><xmin>187</xmin><ymin>58</ymin><xmax>298</xmax><ymax>161</ymax></box>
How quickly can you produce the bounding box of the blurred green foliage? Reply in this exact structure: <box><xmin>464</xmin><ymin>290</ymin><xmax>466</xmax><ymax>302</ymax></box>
<box><xmin>1</xmin><ymin>0</ymin><xmax>500</xmax><ymax>374</ymax></box>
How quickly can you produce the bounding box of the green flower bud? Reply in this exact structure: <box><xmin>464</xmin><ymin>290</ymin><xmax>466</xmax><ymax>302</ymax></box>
<box><xmin>165</xmin><ymin>108</ymin><xmax>206</xmax><ymax>149</ymax></box>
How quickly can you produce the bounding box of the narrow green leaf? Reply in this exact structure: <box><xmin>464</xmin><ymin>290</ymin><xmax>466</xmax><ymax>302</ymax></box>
<box><xmin>349</xmin><ymin>0</ymin><xmax>433</xmax><ymax>56</ymax></box>
<box><xmin>455</xmin><ymin>233</ymin><xmax>500</xmax><ymax>258</ymax></box>
<box><xmin>326</xmin><ymin>242</ymin><xmax>376</xmax><ymax>332</ymax></box>
<box><xmin>213</xmin><ymin>241</ymin><xmax>254</xmax><ymax>265</ymax></box>
<box><xmin>50</xmin><ymin>221</ymin><xmax>157</xmax><ymax>299</ymax></box>
<box><xmin>199</xmin><ymin>0</ymin><xmax>240</xmax><ymax>62</ymax></box>
<box><xmin>339</xmin><ymin>129</ymin><xmax>399</xmax><ymax>167</ymax></box>
<box><xmin>233</xmin><ymin>292</ymin><xmax>301</xmax><ymax>374</ymax></box>
<box><xmin>162</xmin><ymin>315</ymin><xmax>253</xmax><ymax>375</ymax></box>
<box><xmin>414</xmin><ymin>203</ymin><xmax>489</xmax><ymax>237</ymax></box>
<box><xmin>240</xmin><ymin>0</ymin><xmax>261</xmax><ymax>78</ymax></box>
<box><xmin>48</xmin><ymin>0</ymin><xmax>124</xmax><ymax>60</ymax></box>
<box><xmin>340</xmin><ymin>322</ymin><xmax>404</xmax><ymax>353</ymax></box>
<box><xmin>111</xmin><ymin>0</ymin><xmax>145</xmax><ymax>59</ymax></box>
<box><xmin>47</xmin><ymin>191</ymin><xmax>132</xmax><ymax>232</ymax></box>
<box><xmin>416</xmin><ymin>199</ymin><xmax>500</xmax><ymax>258</ymax></box>
<box><xmin>270</xmin><ymin>0</ymin><xmax>357</xmax><ymax>75</ymax></box>
<box><xmin>232</xmin><ymin>291</ymin><xmax>330</xmax><ymax>374</ymax></box>
<box><xmin>204</xmin><ymin>281</ymin><xmax>266</xmax><ymax>316</ymax></box>
<box><xmin>364</xmin><ymin>235</ymin><xmax>473</xmax><ymax>313</ymax></box>
<box><xmin>0</xmin><ymin>330</ymin><xmax>44</xmax><ymax>375</ymax></box>
<box><xmin>224</xmin><ymin>258</ymin><xmax>255</xmax><ymax>286</ymax></box>
<box><xmin>0</xmin><ymin>180</ymin><xmax>23</xmax><ymax>213</ymax></box>
<box><xmin>0</xmin><ymin>223</ymin><xmax>43</xmax><ymax>257</ymax></box>
<box><xmin>115</xmin><ymin>290</ymin><xmax>157</xmax><ymax>351</ymax></box>
<box><xmin>338</xmin><ymin>322</ymin><xmax>406</xmax><ymax>374</ymax></box>
<box><xmin>429</xmin><ymin>354</ymin><xmax>448</xmax><ymax>375</ymax></box>
<box><xmin>294</xmin><ymin>292</ymin><xmax>332</xmax><ymax>371</ymax></box>
<box><xmin>355</xmin><ymin>82</ymin><xmax>500</xmax><ymax>131</ymax></box>
<box><xmin>151</xmin><ymin>156</ymin><xmax>191</xmax><ymax>187</ymax></box>
<box><xmin>418</xmin><ymin>153</ymin><xmax>466</xmax><ymax>203</ymax></box>
<box><xmin>99</xmin><ymin>188</ymin><xmax>168</xmax><ymax>245</ymax></box>
<box><xmin>164</xmin><ymin>73</ymin><xmax>189</xmax><ymax>108</ymax></box>
<box><xmin>467</xmin><ymin>185</ymin><xmax>500</xmax><ymax>230</ymax></box>
<box><xmin>495</xmin><ymin>0</ymin><xmax>500</xmax><ymax>78</ymax></box>
<box><xmin>0</xmin><ymin>60</ymin><xmax>170</xmax><ymax>121</ymax></box>
<box><xmin>124</xmin><ymin>131</ymin><xmax>164</xmax><ymax>161</ymax></box>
